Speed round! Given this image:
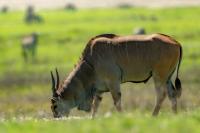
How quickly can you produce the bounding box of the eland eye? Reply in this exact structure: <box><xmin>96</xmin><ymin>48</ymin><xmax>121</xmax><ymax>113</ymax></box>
<box><xmin>51</xmin><ymin>99</ymin><xmax>56</xmax><ymax>103</ymax></box>
<box><xmin>54</xmin><ymin>105</ymin><xmax>57</xmax><ymax>109</ymax></box>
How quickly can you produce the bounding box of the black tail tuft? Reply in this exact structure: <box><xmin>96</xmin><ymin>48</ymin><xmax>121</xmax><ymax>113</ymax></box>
<box><xmin>174</xmin><ymin>46</ymin><xmax>182</xmax><ymax>98</ymax></box>
<box><xmin>175</xmin><ymin>78</ymin><xmax>182</xmax><ymax>98</ymax></box>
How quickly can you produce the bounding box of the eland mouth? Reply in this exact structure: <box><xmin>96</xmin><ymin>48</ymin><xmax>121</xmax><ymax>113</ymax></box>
<box><xmin>54</xmin><ymin>112</ymin><xmax>69</xmax><ymax>118</ymax></box>
<box><xmin>77</xmin><ymin>105</ymin><xmax>91</xmax><ymax>112</ymax></box>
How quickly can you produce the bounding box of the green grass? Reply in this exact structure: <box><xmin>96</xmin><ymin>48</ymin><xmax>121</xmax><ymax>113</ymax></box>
<box><xmin>1</xmin><ymin>111</ymin><xmax>200</xmax><ymax>133</ymax></box>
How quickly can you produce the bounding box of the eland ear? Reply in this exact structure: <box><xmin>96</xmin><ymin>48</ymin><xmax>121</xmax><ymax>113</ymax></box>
<box><xmin>50</xmin><ymin>71</ymin><xmax>56</xmax><ymax>95</ymax></box>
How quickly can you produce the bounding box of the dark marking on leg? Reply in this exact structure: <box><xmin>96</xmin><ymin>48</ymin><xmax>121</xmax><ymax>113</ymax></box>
<box><xmin>167</xmin><ymin>80</ymin><xmax>176</xmax><ymax>99</ymax></box>
<box><xmin>91</xmin><ymin>94</ymin><xmax>102</xmax><ymax>118</ymax></box>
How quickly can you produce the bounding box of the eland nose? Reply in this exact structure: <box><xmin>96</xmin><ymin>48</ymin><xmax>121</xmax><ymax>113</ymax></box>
<box><xmin>78</xmin><ymin>105</ymin><xmax>82</xmax><ymax>110</ymax></box>
<box><xmin>53</xmin><ymin>113</ymin><xmax>61</xmax><ymax>118</ymax></box>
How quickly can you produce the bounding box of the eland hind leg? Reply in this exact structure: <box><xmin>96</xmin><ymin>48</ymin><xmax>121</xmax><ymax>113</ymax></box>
<box><xmin>152</xmin><ymin>54</ymin><xmax>179</xmax><ymax>116</ymax></box>
<box><xmin>152</xmin><ymin>72</ymin><xmax>178</xmax><ymax>116</ymax></box>
<box><xmin>152</xmin><ymin>67</ymin><xmax>174</xmax><ymax>116</ymax></box>
<box><xmin>167</xmin><ymin>80</ymin><xmax>178</xmax><ymax>114</ymax></box>
<box><xmin>152</xmin><ymin>77</ymin><xmax>167</xmax><ymax>116</ymax></box>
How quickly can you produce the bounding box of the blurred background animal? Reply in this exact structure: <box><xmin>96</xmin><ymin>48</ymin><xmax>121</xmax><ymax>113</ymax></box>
<box><xmin>21</xmin><ymin>32</ymin><xmax>38</xmax><ymax>62</ymax></box>
<box><xmin>64</xmin><ymin>3</ymin><xmax>77</xmax><ymax>11</ymax></box>
<box><xmin>117</xmin><ymin>3</ymin><xmax>133</xmax><ymax>9</ymax></box>
<box><xmin>1</xmin><ymin>6</ymin><xmax>8</xmax><ymax>13</ymax></box>
<box><xmin>24</xmin><ymin>6</ymin><xmax>43</xmax><ymax>23</ymax></box>
<box><xmin>133</xmin><ymin>27</ymin><xmax>146</xmax><ymax>35</ymax></box>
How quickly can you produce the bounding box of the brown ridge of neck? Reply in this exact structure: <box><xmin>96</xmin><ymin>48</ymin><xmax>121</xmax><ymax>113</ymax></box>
<box><xmin>57</xmin><ymin>60</ymin><xmax>95</xmax><ymax>98</ymax></box>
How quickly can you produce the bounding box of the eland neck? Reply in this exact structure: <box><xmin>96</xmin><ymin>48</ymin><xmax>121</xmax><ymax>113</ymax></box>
<box><xmin>58</xmin><ymin>60</ymin><xmax>95</xmax><ymax>101</ymax></box>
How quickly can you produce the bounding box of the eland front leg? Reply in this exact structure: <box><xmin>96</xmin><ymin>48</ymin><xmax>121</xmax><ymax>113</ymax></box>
<box><xmin>91</xmin><ymin>93</ymin><xmax>102</xmax><ymax>118</ymax></box>
<box><xmin>109</xmin><ymin>83</ymin><xmax>122</xmax><ymax>112</ymax></box>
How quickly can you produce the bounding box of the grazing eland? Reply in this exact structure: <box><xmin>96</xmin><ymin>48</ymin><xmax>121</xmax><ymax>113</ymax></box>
<box><xmin>50</xmin><ymin>33</ymin><xmax>182</xmax><ymax>118</ymax></box>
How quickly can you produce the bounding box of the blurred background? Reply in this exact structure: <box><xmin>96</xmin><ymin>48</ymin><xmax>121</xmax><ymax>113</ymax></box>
<box><xmin>0</xmin><ymin>0</ymin><xmax>200</xmax><ymax>119</ymax></box>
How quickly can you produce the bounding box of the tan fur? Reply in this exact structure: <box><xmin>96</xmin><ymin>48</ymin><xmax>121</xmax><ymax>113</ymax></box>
<box><xmin>52</xmin><ymin>33</ymin><xmax>182</xmax><ymax>118</ymax></box>
<box><xmin>82</xmin><ymin>33</ymin><xmax>181</xmax><ymax>83</ymax></box>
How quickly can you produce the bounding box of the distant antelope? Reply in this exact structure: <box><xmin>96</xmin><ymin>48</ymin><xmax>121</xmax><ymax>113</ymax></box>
<box><xmin>25</xmin><ymin>6</ymin><xmax>43</xmax><ymax>23</ymax></box>
<box><xmin>65</xmin><ymin>3</ymin><xmax>77</xmax><ymax>10</ymax></box>
<box><xmin>134</xmin><ymin>27</ymin><xmax>146</xmax><ymax>35</ymax></box>
<box><xmin>21</xmin><ymin>33</ymin><xmax>38</xmax><ymax>62</ymax></box>
<box><xmin>50</xmin><ymin>33</ymin><xmax>182</xmax><ymax>118</ymax></box>
<box><xmin>1</xmin><ymin>6</ymin><xmax>8</xmax><ymax>13</ymax></box>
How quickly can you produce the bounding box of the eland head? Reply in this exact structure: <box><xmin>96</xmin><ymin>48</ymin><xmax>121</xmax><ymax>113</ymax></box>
<box><xmin>50</xmin><ymin>61</ymin><xmax>95</xmax><ymax>118</ymax></box>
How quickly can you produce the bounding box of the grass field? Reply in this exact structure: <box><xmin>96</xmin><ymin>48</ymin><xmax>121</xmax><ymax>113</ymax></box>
<box><xmin>1</xmin><ymin>111</ymin><xmax>200</xmax><ymax>133</ymax></box>
<box><xmin>0</xmin><ymin>7</ymin><xmax>200</xmax><ymax>132</ymax></box>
